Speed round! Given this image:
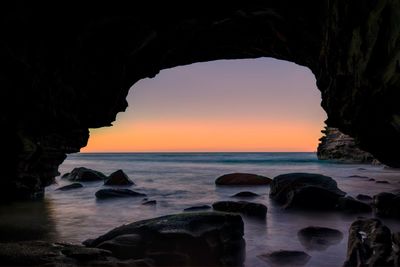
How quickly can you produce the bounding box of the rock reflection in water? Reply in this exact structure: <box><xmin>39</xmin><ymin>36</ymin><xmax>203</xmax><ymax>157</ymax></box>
<box><xmin>0</xmin><ymin>200</ymin><xmax>57</xmax><ymax>242</ymax></box>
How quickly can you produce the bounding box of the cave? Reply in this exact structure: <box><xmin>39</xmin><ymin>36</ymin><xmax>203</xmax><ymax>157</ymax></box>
<box><xmin>1</xmin><ymin>1</ymin><xmax>400</xmax><ymax>200</ymax></box>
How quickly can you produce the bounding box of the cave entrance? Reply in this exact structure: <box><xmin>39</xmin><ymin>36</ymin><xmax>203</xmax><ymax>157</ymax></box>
<box><xmin>82</xmin><ymin>58</ymin><xmax>327</xmax><ymax>153</ymax></box>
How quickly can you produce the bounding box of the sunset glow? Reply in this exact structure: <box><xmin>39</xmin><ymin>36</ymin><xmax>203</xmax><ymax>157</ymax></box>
<box><xmin>82</xmin><ymin>58</ymin><xmax>327</xmax><ymax>152</ymax></box>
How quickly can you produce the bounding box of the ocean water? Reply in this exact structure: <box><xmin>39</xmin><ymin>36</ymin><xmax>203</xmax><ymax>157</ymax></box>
<box><xmin>4</xmin><ymin>152</ymin><xmax>400</xmax><ymax>267</ymax></box>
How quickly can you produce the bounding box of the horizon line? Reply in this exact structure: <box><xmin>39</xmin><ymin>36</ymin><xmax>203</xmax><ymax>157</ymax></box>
<box><xmin>78</xmin><ymin>151</ymin><xmax>317</xmax><ymax>154</ymax></box>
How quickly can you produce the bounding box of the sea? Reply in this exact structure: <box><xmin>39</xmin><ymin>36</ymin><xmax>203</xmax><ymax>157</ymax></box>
<box><xmin>2</xmin><ymin>152</ymin><xmax>400</xmax><ymax>267</ymax></box>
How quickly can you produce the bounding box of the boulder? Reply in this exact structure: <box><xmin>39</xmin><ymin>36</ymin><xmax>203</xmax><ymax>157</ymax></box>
<box><xmin>56</xmin><ymin>183</ymin><xmax>83</xmax><ymax>191</ymax></box>
<box><xmin>373</xmin><ymin>192</ymin><xmax>400</xmax><ymax>219</ymax></box>
<box><xmin>231</xmin><ymin>191</ymin><xmax>259</xmax><ymax>198</ymax></box>
<box><xmin>183</xmin><ymin>205</ymin><xmax>212</xmax><ymax>212</ymax></box>
<box><xmin>212</xmin><ymin>201</ymin><xmax>267</xmax><ymax>218</ymax></box>
<box><xmin>258</xmin><ymin>250</ymin><xmax>311</xmax><ymax>266</ymax></box>
<box><xmin>84</xmin><ymin>212</ymin><xmax>245</xmax><ymax>266</ymax></box>
<box><xmin>95</xmin><ymin>189</ymin><xmax>146</xmax><ymax>199</ymax></box>
<box><xmin>269</xmin><ymin>173</ymin><xmax>346</xmax><ymax>209</ymax></box>
<box><xmin>336</xmin><ymin>196</ymin><xmax>372</xmax><ymax>213</ymax></box>
<box><xmin>63</xmin><ymin>167</ymin><xmax>107</xmax><ymax>182</ymax></box>
<box><xmin>215</xmin><ymin>173</ymin><xmax>271</xmax><ymax>186</ymax></box>
<box><xmin>104</xmin><ymin>170</ymin><xmax>134</xmax><ymax>186</ymax></box>
<box><xmin>297</xmin><ymin>226</ymin><xmax>343</xmax><ymax>251</ymax></box>
<box><xmin>343</xmin><ymin>218</ymin><xmax>394</xmax><ymax>267</ymax></box>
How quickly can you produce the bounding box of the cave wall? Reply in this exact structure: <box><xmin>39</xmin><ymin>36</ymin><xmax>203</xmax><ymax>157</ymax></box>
<box><xmin>1</xmin><ymin>0</ymin><xmax>400</xmax><ymax>199</ymax></box>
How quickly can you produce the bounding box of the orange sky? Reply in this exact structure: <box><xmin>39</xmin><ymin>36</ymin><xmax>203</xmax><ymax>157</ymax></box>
<box><xmin>82</xmin><ymin>58</ymin><xmax>327</xmax><ymax>152</ymax></box>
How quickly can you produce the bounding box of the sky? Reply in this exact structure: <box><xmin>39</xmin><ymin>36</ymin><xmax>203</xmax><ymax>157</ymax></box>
<box><xmin>82</xmin><ymin>58</ymin><xmax>327</xmax><ymax>152</ymax></box>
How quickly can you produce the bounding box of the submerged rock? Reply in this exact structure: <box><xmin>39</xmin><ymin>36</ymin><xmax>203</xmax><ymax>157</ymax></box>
<box><xmin>297</xmin><ymin>226</ymin><xmax>343</xmax><ymax>251</ymax></box>
<box><xmin>0</xmin><ymin>241</ymin><xmax>112</xmax><ymax>266</ymax></box>
<box><xmin>56</xmin><ymin>183</ymin><xmax>83</xmax><ymax>191</ymax></box>
<box><xmin>376</xmin><ymin>180</ymin><xmax>390</xmax><ymax>184</ymax></box>
<box><xmin>258</xmin><ymin>250</ymin><xmax>311</xmax><ymax>266</ymax></box>
<box><xmin>215</xmin><ymin>173</ymin><xmax>271</xmax><ymax>185</ymax></box>
<box><xmin>104</xmin><ymin>170</ymin><xmax>134</xmax><ymax>186</ymax></box>
<box><xmin>84</xmin><ymin>212</ymin><xmax>245</xmax><ymax>266</ymax></box>
<box><xmin>356</xmin><ymin>194</ymin><xmax>373</xmax><ymax>202</ymax></box>
<box><xmin>212</xmin><ymin>201</ymin><xmax>267</xmax><ymax>218</ymax></box>
<box><xmin>142</xmin><ymin>200</ymin><xmax>156</xmax><ymax>205</ymax></box>
<box><xmin>373</xmin><ymin>192</ymin><xmax>400</xmax><ymax>219</ymax></box>
<box><xmin>95</xmin><ymin>189</ymin><xmax>146</xmax><ymax>199</ymax></box>
<box><xmin>183</xmin><ymin>205</ymin><xmax>212</xmax><ymax>212</ymax></box>
<box><xmin>231</xmin><ymin>191</ymin><xmax>259</xmax><ymax>198</ymax></box>
<box><xmin>343</xmin><ymin>218</ymin><xmax>394</xmax><ymax>267</ymax></box>
<box><xmin>269</xmin><ymin>173</ymin><xmax>346</xmax><ymax>209</ymax></box>
<box><xmin>63</xmin><ymin>167</ymin><xmax>107</xmax><ymax>182</ymax></box>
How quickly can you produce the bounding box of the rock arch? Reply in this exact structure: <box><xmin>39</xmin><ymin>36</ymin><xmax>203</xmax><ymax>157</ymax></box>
<box><xmin>1</xmin><ymin>0</ymin><xmax>400</xmax><ymax>199</ymax></box>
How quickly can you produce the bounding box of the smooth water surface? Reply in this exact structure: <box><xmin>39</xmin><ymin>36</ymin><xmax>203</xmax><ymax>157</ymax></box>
<box><xmin>6</xmin><ymin>153</ymin><xmax>400</xmax><ymax>267</ymax></box>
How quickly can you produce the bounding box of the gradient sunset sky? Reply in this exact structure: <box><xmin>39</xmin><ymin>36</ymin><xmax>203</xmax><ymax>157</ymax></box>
<box><xmin>82</xmin><ymin>58</ymin><xmax>327</xmax><ymax>152</ymax></box>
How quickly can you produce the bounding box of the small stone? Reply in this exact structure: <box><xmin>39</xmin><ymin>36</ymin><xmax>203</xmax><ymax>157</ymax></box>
<box><xmin>231</xmin><ymin>191</ymin><xmax>259</xmax><ymax>198</ymax></box>
<box><xmin>356</xmin><ymin>194</ymin><xmax>372</xmax><ymax>202</ymax></box>
<box><xmin>183</xmin><ymin>205</ymin><xmax>212</xmax><ymax>212</ymax></box>
<box><xmin>56</xmin><ymin>183</ymin><xmax>83</xmax><ymax>191</ymax></box>
<box><xmin>212</xmin><ymin>201</ymin><xmax>267</xmax><ymax>217</ymax></box>
<box><xmin>95</xmin><ymin>189</ymin><xmax>146</xmax><ymax>199</ymax></box>
<box><xmin>215</xmin><ymin>173</ymin><xmax>271</xmax><ymax>185</ymax></box>
<box><xmin>376</xmin><ymin>180</ymin><xmax>390</xmax><ymax>184</ymax></box>
<box><xmin>142</xmin><ymin>200</ymin><xmax>156</xmax><ymax>205</ymax></box>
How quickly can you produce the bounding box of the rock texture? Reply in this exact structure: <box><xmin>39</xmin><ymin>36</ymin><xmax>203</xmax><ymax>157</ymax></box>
<box><xmin>317</xmin><ymin>127</ymin><xmax>376</xmax><ymax>163</ymax></box>
<box><xmin>2</xmin><ymin>1</ymin><xmax>400</xmax><ymax>199</ymax></box>
<box><xmin>84</xmin><ymin>212</ymin><xmax>245</xmax><ymax>266</ymax></box>
<box><xmin>343</xmin><ymin>218</ymin><xmax>399</xmax><ymax>267</ymax></box>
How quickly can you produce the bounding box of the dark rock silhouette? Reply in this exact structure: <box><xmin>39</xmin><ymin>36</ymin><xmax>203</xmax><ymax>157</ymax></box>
<box><xmin>343</xmin><ymin>218</ymin><xmax>397</xmax><ymax>267</ymax></box>
<box><xmin>2</xmin><ymin>2</ymin><xmax>400</xmax><ymax>199</ymax></box>
<box><xmin>270</xmin><ymin>173</ymin><xmax>346</xmax><ymax>209</ymax></box>
<box><xmin>95</xmin><ymin>189</ymin><xmax>146</xmax><ymax>199</ymax></box>
<box><xmin>258</xmin><ymin>250</ymin><xmax>311</xmax><ymax>266</ymax></box>
<box><xmin>84</xmin><ymin>212</ymin><xmax>245</xmax><ymax>266</ymax></box>
<box><xmin>336</xmin><ymin>196</ymin><xmax>372</xmax><ymax>213</ymax></box>
<box><xmin>373</xmin><ymin>192</ymin><xmax>400</xmax><ymax>219</ymax></box>
<box><xmin>212</xmin><ymin>201</ymin><xmax>267</xmax><ymax>218</ymax></box>
<box><xmin>297</xmin><ymin>226</ymin><xmax>343</xmax><ymax>251</ymax></box>
<box><xmin>63</xmin><ymin>167</ymin><xmax>107</xmax><ymax>182</ymax></box>
<box><xmin>104</xmin><ymin>170</ymin><xmax>134</xmax><ymax>186</ymax></box>
<box><xmin>56</xmin><ymin>183</ymin><xmax>83</xmax><ymax>191</ymax></box>
<box><xmin>215</xmin><ymin>173</ymin><xmax>271</xmax><ymax>186</ymax></box>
